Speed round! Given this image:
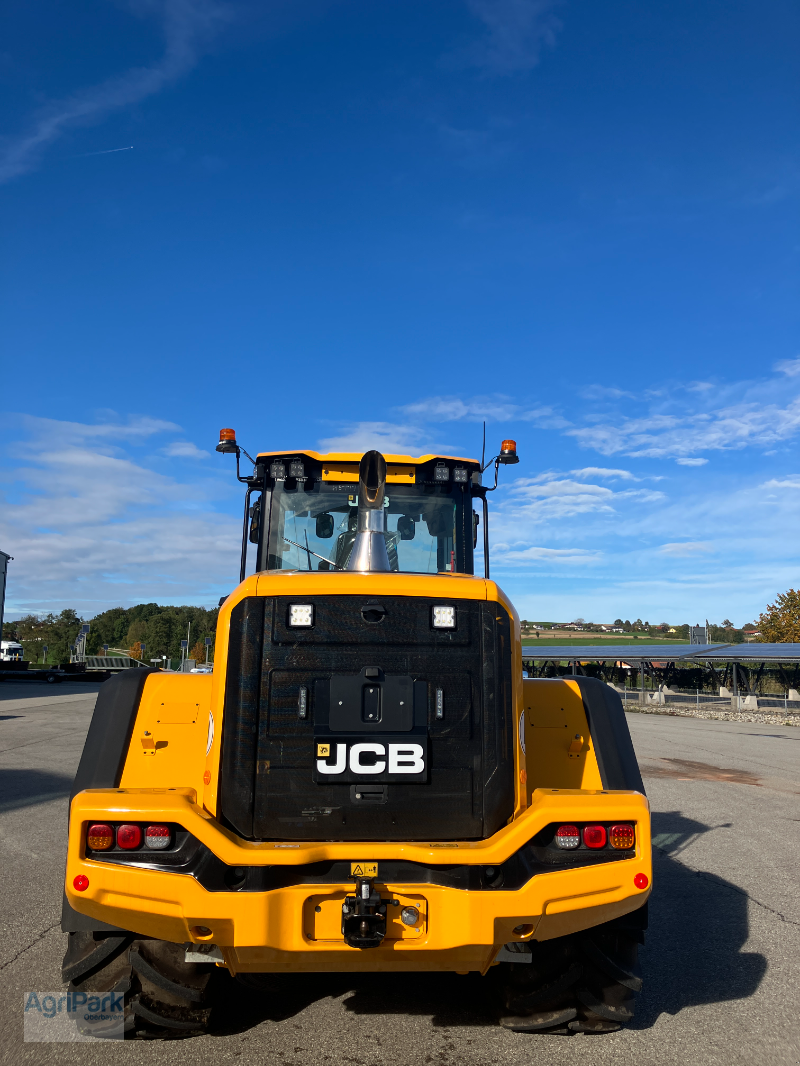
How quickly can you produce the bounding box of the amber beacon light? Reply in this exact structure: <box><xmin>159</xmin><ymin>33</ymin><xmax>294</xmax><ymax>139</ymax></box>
<box><xmin>216</xmin><ymin>427</ymin><xmax>239</xmax><ymax>454</ymax></box>
<box><xmin>498</xmin><ymin>439</ymin><xmax>519</xmax><ymax>464</ymax></box>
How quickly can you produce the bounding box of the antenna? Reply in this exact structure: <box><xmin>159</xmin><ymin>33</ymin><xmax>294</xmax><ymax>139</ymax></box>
<box><xmin>481</xmin><ymin>421</ymin><xmax>486</xmax><ymax>472</ymax></box>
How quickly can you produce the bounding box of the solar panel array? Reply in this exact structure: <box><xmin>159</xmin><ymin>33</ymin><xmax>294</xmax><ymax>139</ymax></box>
<box><xmin>520</xmin><ymin>642</ymin><xmax>800</xmax><ymax>663</ymax></box>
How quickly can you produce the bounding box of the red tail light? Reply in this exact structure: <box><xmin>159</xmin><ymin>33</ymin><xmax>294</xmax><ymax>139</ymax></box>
<box><xmin>87</xmin><ymin>823</ymin><xmax>114</xmax><ymax>850</ymax></box>
<box><xmin>145</xmin><ymin>824</ymin><xmax>171</xmax><ymax>850</ymax></box>
<box><xmin>610</xmin><ymin>823</ymin><xmax>635</xmax><ymax>849</ymax></box>
<box><xmin>117</xmin><ymin>824</ymin><xmax>142</xmax><ymax>849</ymax></box>
<box><xmin>583</xmin><ymin>825</ymin><xmax>607</xmax><ymax>848</ymax></box>
<box><xmin>555</xmin><ymin>824</ymin><xmax>580</xmax><ymax>849</ymax></box>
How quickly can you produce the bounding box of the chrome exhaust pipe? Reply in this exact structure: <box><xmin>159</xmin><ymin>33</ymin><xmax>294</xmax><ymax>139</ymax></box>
<box><xmin>346</xmin><ymin>451</ymin><xmax>391</xmax><ymax>572</ymax></box>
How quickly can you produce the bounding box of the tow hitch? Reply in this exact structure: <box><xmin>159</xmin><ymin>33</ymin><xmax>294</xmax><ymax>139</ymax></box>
<box><xmin>341</xmin><ymin>876</ymin><xmax>387</xmax><ymax>948</ymax></box>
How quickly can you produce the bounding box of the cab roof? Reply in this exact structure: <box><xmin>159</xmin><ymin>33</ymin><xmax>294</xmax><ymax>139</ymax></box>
<box><xmin>254</xmin><ymin>450</ymin><xmax>481</xmax><ymax>466</ymax></box>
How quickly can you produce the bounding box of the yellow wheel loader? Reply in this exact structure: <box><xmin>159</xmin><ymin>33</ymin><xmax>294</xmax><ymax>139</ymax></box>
<box><xmin>62</xmin><ymin>435</ymin><xmax>650</xmax><ymax>1037</ymax></box>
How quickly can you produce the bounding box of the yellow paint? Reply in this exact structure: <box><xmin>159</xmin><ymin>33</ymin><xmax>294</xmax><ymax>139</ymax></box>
<box><xmin>74</xmin><ymin>532</ymin><xmax>652</xmax><ymax>973</ymax></box>
<box><xmin>304</xmin><ymin>891</ymin><xmax>426</xmax><ymax>942</ymax></box>
<box><xmin>322</xmin><ymin>463</ymin><xmax>416</xmax><ymax>483</ymax></box>
<box><xmin>522</xmin><ymin>679</ymin><xmax>603</xmax><ymax>796</ymax></box>
<box><xmin>255</xmin><ymin>449</ymin><xmax>480</xmax><ymax>466</ymax></box>
<box><xmin>350</xmin><ymin>862</ymin><xmax>378</xmax><ymax>877</ymax></box>
<box><xmin>66</xmin><ymin>786</ymin><xmax>650</xmax><ymax>971</ymax></box>
<box><xmin>119</xmin><ymin>673</ymin><xmax>211</xmax><ymax>799</ymax></box>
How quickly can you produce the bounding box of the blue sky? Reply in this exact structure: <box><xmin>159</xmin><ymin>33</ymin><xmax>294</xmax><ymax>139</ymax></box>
<box><xmin>1</xmin><ymin>0</ymin><xmax>798</xmax><ymax>625</ymax></box>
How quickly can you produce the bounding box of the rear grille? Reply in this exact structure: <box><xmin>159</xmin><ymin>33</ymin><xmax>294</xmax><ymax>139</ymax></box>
<box><xmin>220</xmin><ymin>595</ymin><xmax>514</xmax><ymax>841</ymax></box>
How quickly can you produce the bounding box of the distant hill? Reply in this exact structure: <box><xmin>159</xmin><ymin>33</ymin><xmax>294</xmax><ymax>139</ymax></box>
<box><xmin>4</xmin><ymin>603</ymin><xmax>218</xmax><ymax>665</ymax></box>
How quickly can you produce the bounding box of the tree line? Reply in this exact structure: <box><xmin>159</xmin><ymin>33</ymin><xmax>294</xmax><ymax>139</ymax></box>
<box><xmin>3</xmin><ymin>604</ymin><xmax>218</xmax><ymax>665</ymax></box>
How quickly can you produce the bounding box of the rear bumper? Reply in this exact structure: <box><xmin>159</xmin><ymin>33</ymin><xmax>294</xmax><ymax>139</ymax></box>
<box><xmin>65</xmin><ymin>787</ymin><xmax>651</xmax><ymax>973</ymax></box>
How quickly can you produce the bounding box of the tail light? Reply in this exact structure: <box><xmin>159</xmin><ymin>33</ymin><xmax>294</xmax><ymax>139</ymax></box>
<box><xmin>583</xmin><ymin>825</ymin><xmax>607</xmax><ymax>848</ymax></box>
<box><xmin>145</xmin><ymin>824</ymin><xmax>171</xmax><ymax>849</ymax></box>
<box><xmin>117</xmin><ymin>824</ymin><xmax>143</xmax><ymax>849</ymax></box>
<box><xmin>87</xmin><ymin>823</ymin><xmax>114</xmax><ymax>850</ymax></box>
<box><xmin>609</xmin><ymin>823</ymin><xmax>635</xmax><ymax>849</ymax></box>
<box><xmin>555</xmin><ymin>824</ymin><xmax>580</xmax><ymax>849</ymax></box>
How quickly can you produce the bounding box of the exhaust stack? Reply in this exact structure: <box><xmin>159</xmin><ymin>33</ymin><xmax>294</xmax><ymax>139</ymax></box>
<box><xmin>346</xmin><ymin>451</ymin><xmax>391</xmax><ymax>572</ymax></box>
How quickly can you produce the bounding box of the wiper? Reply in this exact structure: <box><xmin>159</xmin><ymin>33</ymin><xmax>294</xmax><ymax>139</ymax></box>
<box><xmin>283</xmin><ymin>537</ymin><xmax>340</xmax><ymax>570</ymax></box>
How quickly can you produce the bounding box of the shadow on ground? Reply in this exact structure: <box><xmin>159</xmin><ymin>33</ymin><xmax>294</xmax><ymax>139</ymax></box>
<box><xmin>206</xmin><ymin>809</ymin><xmax>766</xmax><ymax>1036</ymax></box>
<box><xmin>630</xmin><ymin>809</ymin><xmax>767</xmax><ymax>1029</ymax></box>
<box><xmin>0</xmin><ymin>768</ymin><xmax>74</xmax><ymax>813</ymax></box>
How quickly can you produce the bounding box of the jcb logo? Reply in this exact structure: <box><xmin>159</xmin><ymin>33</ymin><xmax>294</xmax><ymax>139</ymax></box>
<box><xmin>313</xmin><ymin>737</ymin><xmax>428</xmax><ymax>783</ymax></box>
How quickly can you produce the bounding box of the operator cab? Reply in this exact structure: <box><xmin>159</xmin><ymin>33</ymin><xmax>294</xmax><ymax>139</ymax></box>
<box><xmin>249</xmin><ymin>453</ymin><xmax>482</xmax><ymax>576</ymax></box>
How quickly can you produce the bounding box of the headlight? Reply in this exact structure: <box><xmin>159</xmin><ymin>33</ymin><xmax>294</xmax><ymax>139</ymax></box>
<box><xmin>288</xmin><ymin>604</ymin><xmax>314</xmax><ymax>627</ymax></box>
<box><xmin>432</xmin><ymin>605</ymin><xmax>456</xmax><ymax>629</ymax></box>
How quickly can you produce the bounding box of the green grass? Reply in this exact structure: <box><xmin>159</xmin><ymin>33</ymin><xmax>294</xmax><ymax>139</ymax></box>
<box><xmin>521</xmin><ymin>637</ymin><xmax>690</xmax><ymax>647</ymax></box>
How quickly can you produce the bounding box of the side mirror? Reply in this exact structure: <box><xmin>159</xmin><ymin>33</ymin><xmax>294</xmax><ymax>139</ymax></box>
<box><xmin>397</xmin><ymin>516</ymin><xmax>415</xmax><ymax>541</ymax></box>
<box><xmin>316</xmin><ymin>513</ymin><xmax>334</xmax><ymax>539</ymax></box>
<box><xmin>249</xmin><ymin>496</ymin><xmax>261</xmax><ymax>544</ymax></box>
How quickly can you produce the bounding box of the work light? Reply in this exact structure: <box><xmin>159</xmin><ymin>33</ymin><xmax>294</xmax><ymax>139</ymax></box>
<box><xmin>432</xmin><ymin>605</ymin><xmax>456</xmax><ymax>629</ymax></box>
<box><xmin>289</xmin><ymin>604</ymin><xmax>314</xmax><ymax>627</ymax></box>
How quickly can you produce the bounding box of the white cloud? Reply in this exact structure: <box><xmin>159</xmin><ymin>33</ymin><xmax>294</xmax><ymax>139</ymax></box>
<box><xmin>774</xmin><ymin>357</ymin><xmax>800</xmax><ymax>377</ymax></box>
<box><xmin>496</xmin><ymin>473</ymin><xmax>665</xmax><ymax>523</ymax></box>
<box><xmin>0</xmin><ymin>416</ymin><xmax>237</xmax><ymax>614</ymax></box>
<box><xmin>568</xmin><ymin>398</ymin><xmax>800</xmax><ymax>458</ymax></box>
<box><xmin>520</xmin><ymin>405</ymin><xmax>573</xmax><ymax>429</ymax></box>
<box><xmin>163</xmin><ymin>441</ymin><xmax>211</xmax><ymax>459</ymax></box>
<box><xmin>659</xmin><ymin>542</ymin><xmax>714</xmax><ymax>557</ymax></box>
<box><xmin>760</xmin><ymin>476</ymin><xmax>800</xmax><ymax>489</ymax></box>
<box><xmin>579</xmin><ymin>385</ymin><xmax>634</xmax><ymax>401</ymax></box>
<box><xmin>570</xmin><ymin>467</ymin><xmax>639</xmax><ymax>480</ymax></box>
<box><xmin>21</xmin><ymin>414</ymin><xmax>181</xmax><ymax>447</ymax></box>
<box><xmin>0</xmin><ymin>0</ymin><xmax>230</xmax><ymax>184</ymax></box>
<box><xmin>492</xmin><ymin>544</ymin><xmax>601</xmax><ymax>563</ymax></box>
<box><xmin>401</xmin><ymin>395</ymin><xmax>520</xmax><ymax>422</ymax></box>
<box><xmin>453</xmin><ymin>0</ymin><xmax>564</xmax><ymax>75</ymax></box>
<box><xmin>317</xmin><ymin>422</ymin><xmax>435</xmax><ymax>455</ymax></box>
<box><xmin>676</xmin><ymin>457</ymin><xmax>708</xmax><ymax>466</ymax></box>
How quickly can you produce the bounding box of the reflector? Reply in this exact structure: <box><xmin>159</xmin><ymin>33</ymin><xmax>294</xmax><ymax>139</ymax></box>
<box><xmin>145</xmin><ymin>824</ymin><xmax>171</xmax><ymax>850</ymax></box>
<box><xmin>117</xmin><ymin>824</ymin><xmax>142</xmax><ymax>849</ymax></box>
<box><xmin>87</xmin><ymin>823</ymin><xmax>114</xmax><ymax>850</ymax></box>
<box><xmin>634</xmin><ymin>873</ymin><xmax>649</xmax><ymax>889</ymax></box>
<box><xmin>609</xmin><ymin>823</ymin><xmax>635</xmax><ymax>849</ymax></box>
<box><xmin>73</xmin><ymin>875</ymin><xmax>89</xmax><ymax>891</ymax></box>
<box><xmin>555</xmin><ymin>824</ymin><xmax>580</xmax><ymax>849</ymax></box>
<box><xmin>583</xmin><ymin>825</ymin><xmax>607</xmax><ymax>848</ymax></box>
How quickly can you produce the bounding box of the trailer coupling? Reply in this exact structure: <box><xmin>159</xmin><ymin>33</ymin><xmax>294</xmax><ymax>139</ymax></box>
<box><xmin>341</xmin><ymin>873</ymin><xmax>388</xmax><ymax>948</ymax></box>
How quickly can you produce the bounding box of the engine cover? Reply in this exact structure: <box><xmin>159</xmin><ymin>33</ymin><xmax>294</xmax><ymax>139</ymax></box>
<box><xmin>219</xmin><ymin>595</ymin><xmax>514</xmax><ymax>841</ymax></box>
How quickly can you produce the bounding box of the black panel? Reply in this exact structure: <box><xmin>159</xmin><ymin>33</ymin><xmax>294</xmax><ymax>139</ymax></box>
<box><xmin>96</xmin><ymin>821</ymin><xmax>636</xmax><ymax>893</ymax></box>
<box><xmin>563</xmin><ymin>675</ymin><xmax>645</xmax><ymax>794</ymax></box>
<box><xmin>64</xmin><ymin>666</ymin><xmax>157</xmax><ymax>933</ymax></box>
<box><xmin>329</xmin><ymin>669</ymin><xmax>414</xmax><ymax>731</ymax></box>
<box><xmin>219</xmin><ymin>595</ymin><xmax>515</xmax><ymax>842</ymax></box>
<box><xmin>70</xmin><ymin>667</ymin><xmax>156</xmax><ymax>801</ymax></box>
<box><xmin>219</xmin><ymin>598</ymin><xmax>265</xmax><ymax>838</ymax></box>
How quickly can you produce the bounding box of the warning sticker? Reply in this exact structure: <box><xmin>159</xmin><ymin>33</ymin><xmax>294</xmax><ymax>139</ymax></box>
<box><xmin>317</xmin><ymin>743</ymin><xmax>331</xmax><ymax>757</ymax></box>
<box><xmin>350</xmin><ymin>862</ymin><xmax>378</xmax><ymax>878</ymax></box>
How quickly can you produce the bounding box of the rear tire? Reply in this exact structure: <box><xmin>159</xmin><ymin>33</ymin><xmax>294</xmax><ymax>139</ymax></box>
<box><xmin>62</xmin><ymin>932</ymin><xmax>215</xmax><ymax>1038</ymax></box>
<box><xmin>498</xmin><ymin>909</ymin><xmax>645</xmax><ymax>1035</ymax></box>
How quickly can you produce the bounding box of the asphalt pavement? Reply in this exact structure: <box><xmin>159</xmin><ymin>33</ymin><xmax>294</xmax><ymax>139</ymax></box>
<box><xmin>0</xmin><ymin>685</ymin><xmax>798</xmax><ymax>1066</ymax></box>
